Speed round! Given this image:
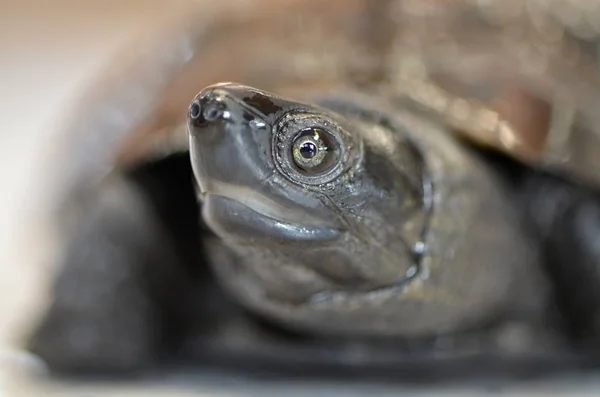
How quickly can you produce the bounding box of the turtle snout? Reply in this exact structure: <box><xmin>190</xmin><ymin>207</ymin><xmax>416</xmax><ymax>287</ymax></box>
<box><xmin>188</xmin><ymin>92</ymin><xmax>230</xmax><ymax>127</ymax></box>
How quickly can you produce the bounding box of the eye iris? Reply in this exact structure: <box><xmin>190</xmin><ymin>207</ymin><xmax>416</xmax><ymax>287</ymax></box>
<box><xmin>299</xmin><ymin>142</ymin><xmax>317</xmax><ymax>159</ymax></box>
<box><xmin>291</xmin><ymin>128</ymin><xmax>336</xmax><ymax>173</ymax></box>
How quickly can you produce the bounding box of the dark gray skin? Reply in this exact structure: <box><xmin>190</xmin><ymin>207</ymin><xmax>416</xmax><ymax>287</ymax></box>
<box><xmin>187</xmin><ymin>83</ymin><xmax>548</xmax><ymax>338</ymax></box>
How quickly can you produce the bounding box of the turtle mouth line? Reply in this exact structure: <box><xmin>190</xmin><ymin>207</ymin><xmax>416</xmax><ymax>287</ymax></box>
<box><xmin>200</xmin><ymin>180</ymin><xmax>332</xmax><ymax>228</ymax></box>
<box><xmin>202</xmin><ymin>192</ymin><xmax>341</xmax><ymax>242</ymax></box>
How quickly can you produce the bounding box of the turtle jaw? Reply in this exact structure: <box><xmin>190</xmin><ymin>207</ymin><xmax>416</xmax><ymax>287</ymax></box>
<box><xmin>202</xmin><ymin>192</ymin><xmax>341</xmax><ymax>244</ymax></box>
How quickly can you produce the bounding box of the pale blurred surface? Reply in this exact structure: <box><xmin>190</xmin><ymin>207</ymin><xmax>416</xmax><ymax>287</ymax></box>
<box><xmin>2</xmin><ymin>0</ymin><xmax>600</xmax><ymax>396</ymax></box>
<box><xmin>0</xmin><ymin>0</ymin><xmax>192</xmax><ymax>394</ymax></box>
<box><xmin>0</xmin><ymin>0</ymin><xmax>186</xmax><ymax>337</ymax></box>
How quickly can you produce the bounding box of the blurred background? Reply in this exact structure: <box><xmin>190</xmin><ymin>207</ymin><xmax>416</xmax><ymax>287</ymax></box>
<box><xmin>3</xmin><ymin>0</ymin><xmax>600</xmax><ymax>395</ymax></box>
<box><xmin>0</xmin><ymin>1</ymin><xmax>196</xmax><ymax>394</ymax></box>
<box><xmin>0</xmin><ymin>0</ymin><xmax>192</xmax><ymax>348</ymax></box>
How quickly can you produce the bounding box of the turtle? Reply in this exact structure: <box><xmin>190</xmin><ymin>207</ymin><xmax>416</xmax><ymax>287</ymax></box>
<box><xmin>26</xmin><ymin>0</ymin><xmax>600</xmax><ymax>381</ymax></box>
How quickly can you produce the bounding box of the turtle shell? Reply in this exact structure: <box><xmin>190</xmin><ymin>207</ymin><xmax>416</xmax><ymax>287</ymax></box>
<box><xmin>45</xmin><ymin>0</ymin><xmax>600</xmax><ymax>220</ymax></box>
<box><xmin>383</xmin><ymin>0</ymin><xmax>600</xmax><ymax>189</ymax></box>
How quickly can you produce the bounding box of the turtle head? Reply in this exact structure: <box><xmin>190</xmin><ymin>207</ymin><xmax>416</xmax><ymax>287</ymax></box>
<box><xmin>187</xmin><ymin>82</ymin><xmax>360</xmax><ymax>243</ymax></box>
<box><xmin>187</xmin><ymin>83</ymin><xmax>428</xmax><ymax>325</ymax></box>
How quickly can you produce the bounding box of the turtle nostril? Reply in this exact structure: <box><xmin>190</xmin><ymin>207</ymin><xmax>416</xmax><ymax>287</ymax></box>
<box><xmin>203</xmin><ymin>101</ymin><xmax>224</xmax><ymax>121</ymax></box>
<box><xmin>189</xmin><ymin>95</ymin><xmax>229</xmax><ymax>127</ymax></box>
<box><xmin>189</xmin><ymin>101</ymin><xmax>201</xmax><ymax>120</ymax></box>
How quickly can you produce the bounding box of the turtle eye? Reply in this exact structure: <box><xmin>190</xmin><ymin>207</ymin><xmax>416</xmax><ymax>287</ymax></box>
<box><xmin>291</xmin><ymin>128</ymin><xmax>337</xmax><ymax>173</ymax></box>
<box><xmin>274</xmin><ymin>112</ymin><xmax>354</xmax><ymax>186</ymax></box>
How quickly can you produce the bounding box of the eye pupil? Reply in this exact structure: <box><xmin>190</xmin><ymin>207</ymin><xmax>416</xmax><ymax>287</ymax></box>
<box><xmin>299</xmin><ymin>142</ymin><xmax>318</xmax><ymax>159</ymax></box>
